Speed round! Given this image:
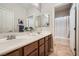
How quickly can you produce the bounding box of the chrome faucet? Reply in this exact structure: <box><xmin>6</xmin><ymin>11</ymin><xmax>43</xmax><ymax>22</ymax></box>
<box><xmin>7</xmin><ymin>35</ymin><xmax>16</xmax><ymax>40</ymax></box>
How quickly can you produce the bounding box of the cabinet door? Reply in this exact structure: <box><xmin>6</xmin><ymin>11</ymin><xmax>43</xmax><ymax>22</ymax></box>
<box><xmin>24</xmin><ymin>41</ymin><xmax>38</xmax><ymax>56</ymax></box>
<box><xmin>45</xmin><ymin>41</ymin><xmax>49</xmax><ymax>56</ymax></box>
<box><xmin>5</xmin><ymin>48</ymin><xmax>23</xmax><ymax>56</ymax></box>
<box><xmin>29</xmin><ymin>49</ymin><xmax>38</xmax><ymax>56</ymax></box>
<box><xmin>48</xmin><ymin>37</ymin><xmax>51</xmax><ymax>52</ymax></box>
<box><xmin>45</xmin><ymin>36</ymin><xmax>49</xmax><ymax>41</ymax></box>
<box><xmin>48</xmin><ymin>34</ymin><xmax>53</xmax><ymax>52</ymax></box>
<box><xmin>39</xmin><ymin>38</ymin><xmax>44</xmax><ymax>46</ymax></box>
<box><xmin>39</xmin><ymin>44</ymin><xmax>44</xmax><ymax>56</ymax></box>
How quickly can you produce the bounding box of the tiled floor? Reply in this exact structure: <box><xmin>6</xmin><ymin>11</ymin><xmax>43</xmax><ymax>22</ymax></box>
<box><xmin>49</xmin><ymin>38</ymin><xmax>74</xmax><ymax>56</ymax></box>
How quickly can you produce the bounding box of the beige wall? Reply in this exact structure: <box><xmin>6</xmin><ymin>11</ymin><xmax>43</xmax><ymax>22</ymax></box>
<box><xmin>55</xmin><ymin>9</ymin><xmax>69</xmax><ymax>18</ymax></box>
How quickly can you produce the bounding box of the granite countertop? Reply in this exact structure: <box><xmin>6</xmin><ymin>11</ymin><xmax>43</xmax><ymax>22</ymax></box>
<box><xmin>0</xmin><ymin>31</ymin><xmax>51</xmax><ymax>55</ymax></box>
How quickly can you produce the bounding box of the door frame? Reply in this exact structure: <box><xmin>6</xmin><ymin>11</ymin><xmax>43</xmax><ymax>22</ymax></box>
<box><xmin>54</xmin><ymin>6</ymin><xmax>69</xmax><ymax>39</ymax></box>
<box><xmin>75</xmin><ymin>4</ymin><xmax>77</xmax><ymax>56</ymax></box>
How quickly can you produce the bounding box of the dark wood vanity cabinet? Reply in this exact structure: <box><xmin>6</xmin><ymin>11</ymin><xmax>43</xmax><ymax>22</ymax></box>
<box><xmin>44</xmin><ymin>35</ymin><xmax>53</xmax><ymax>56</ymax></box>
<box><xmin>39</xmin><ymin>44</ymin><xmax>44</xmax><ymax>56</ymax></box>
<box><xmin>45</xmin><ymin>41</ymin><xmax>49</xmax><ymax>56</ymax></box>
<box><xmin>38</xmin><ymin>38</ymin><xmax>44</xmax><ymax>56</ymax></box>
<box><xmin>29</xmin><ymin>49</ymin><xmax>38</xmax><ymax>56</ymax></box>
<box><xmin>4</xmin><ymin>34</ymin><xmax>53</xmax><ymax>56</ymax></box>
<box><xmin>48</xmin><ymin>34</ymin><xmax>53</xmax><ymax>52</ymax></box>
<box><xmin>24</xmin><ymin>41</ymin><xmax>38</xmax><ymax>56</ymax></box>
<box><xmin>5</xmin><ymin>48</ymin><xmax>23</xmax><ymax>56</ymax></box>
<box><xmin>45</xmin><ymin>36</ymin><xmax>49</xmax><ymax>56</ymax></box>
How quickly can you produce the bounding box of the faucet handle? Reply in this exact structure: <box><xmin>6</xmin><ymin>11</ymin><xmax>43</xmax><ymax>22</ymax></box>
<box><xmin>7</xmin><ymin>34</ymin><xmax>16</xmax><ymax>40</ymax></box>
<box><xmin>12</xmin><ymin>35</ymin><xmax>16</xmax><ymax>39</ymax></box>
<box><xmin>7</xmin><ymin>35</ymin><xmax>10</xmax><ymax>40</ymax></box>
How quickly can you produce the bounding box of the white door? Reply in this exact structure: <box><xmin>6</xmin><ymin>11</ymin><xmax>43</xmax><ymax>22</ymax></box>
<box><xmin>70</xmin><ymin>4</ymin><xmax>76</xmax><ymax>54</ymax></box>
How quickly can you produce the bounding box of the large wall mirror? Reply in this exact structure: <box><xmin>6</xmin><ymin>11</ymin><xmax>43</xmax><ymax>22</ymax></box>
<box><xmin>0</xmin><ymin>7</ymin><xmax>14</xmax><ymax>33</ymax></box>
<box><xmin>34</xmin><ymin>14</ymin><xmax>50</xmax><ymax>32</ymax></box>
<box><xmin>35</xmin><ymin>14</ymin><xmax>49</xmax><ymax>27</ymax></box>
<box><xmin>0</xmin><ymin>3</ymin><xmax>50</xmax><ymax>34</ymax></box>
<box><xmin>24</xmin><ymin>16</ymin><xmax>35</xmax><ymax>31</ymax></box>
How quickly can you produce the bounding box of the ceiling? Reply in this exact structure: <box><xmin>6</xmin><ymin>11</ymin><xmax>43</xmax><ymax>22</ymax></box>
<box><xmin>55</xmin><ymin>3</ymin><xmax>72</xmax><ymax>12</ymax></box>
<box><xmin>0</xmin><ymin>3</ymin><xmax>71</xmax><ymax>11</ymax></box>
<box><xmin>55</xmin><ymin>3</ymin><xmax>72</xmax><ymax>18</ymax></box>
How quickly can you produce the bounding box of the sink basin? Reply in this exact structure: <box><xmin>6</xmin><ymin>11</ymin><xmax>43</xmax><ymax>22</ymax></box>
<box><xmin>0</xmin><ymin>38</ymin><xmax>7</xmax><ymax>43</ymax></box>
<box><xmin>0</xmin><ymin>37</ymin><xmax>16</xmax><ymax>43</ymax></box>
<box><xmin>0</xmin><ymin>32</ymin><xmax>42</xmax><ymax>43</ymax></box>
<box><xmin>0</xmin><ymin>35</ymin><xmax>34</xmax><ymax>43</ymax></box>
<box><xmin>16</xmin><ymin>35</ymin><xmax>30</xmax><ymax>39</ymax></box>
<box><xmin>29</xmin><ymin>32</ymin><xmax>42</xmax><ymax>36</ymax></box>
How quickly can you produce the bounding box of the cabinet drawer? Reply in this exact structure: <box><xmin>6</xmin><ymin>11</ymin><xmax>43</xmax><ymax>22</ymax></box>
<box><xmin>39</xmin><ymin>38</ymin><xmax>44</xmax><ymax>46</ymax></box>
<box><xmin>24</xmin><ymin>41</ymin><xmax>38</xmax><ymax>56</ymax></box>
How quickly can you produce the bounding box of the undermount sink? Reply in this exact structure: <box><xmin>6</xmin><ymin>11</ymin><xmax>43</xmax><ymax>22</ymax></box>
<box><xmin>29</xmin><ymin>32</ymin><xmax>42</xmax><ymax>36</ymax></box>
<box><xmin>16</xmin><ymin>35</ymin><xmax>31</xmax><ymax>40</ymax></box>
<box><xmin>16</xmin><ymin>36</ymin><xmax>26</xmax><ymax>39</ymax></box>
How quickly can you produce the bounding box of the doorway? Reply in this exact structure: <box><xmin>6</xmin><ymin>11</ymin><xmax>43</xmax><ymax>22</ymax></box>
<box><xmin>52</xmin><ymin>4</ymin><xmax>75</xmax><ymax>56</ymax></box>
<box><xmin>54</xmin><ymin>4</ymin><xmax>70</xmax><ymax>39</ymax></box>
<box><xmin>54</xmin><ymin>16</ymin><xmax>69</xmax><ymax>39</ymax></box>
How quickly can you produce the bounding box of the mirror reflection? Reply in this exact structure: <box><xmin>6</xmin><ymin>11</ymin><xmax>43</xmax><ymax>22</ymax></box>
<box><xmin>0</xmin><ymin>3</ymin><xmax>50</xmax><ymax>33</ymax></box>
<box><xmin>35</xmin><ymin>14</ymin><xmax>49</xmax><ymax>27</ymax></box>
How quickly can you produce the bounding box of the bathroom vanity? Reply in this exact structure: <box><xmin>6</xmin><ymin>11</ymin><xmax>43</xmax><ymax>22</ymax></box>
<box><xmin>0</xmin><ymin>32</ymin><xmax>53</xmax><ymax>56</ymax></box>
<box><xmin>0</xmin><ymin>3</ymin><xmax>52</xmax><ymax>56</ymax></box>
